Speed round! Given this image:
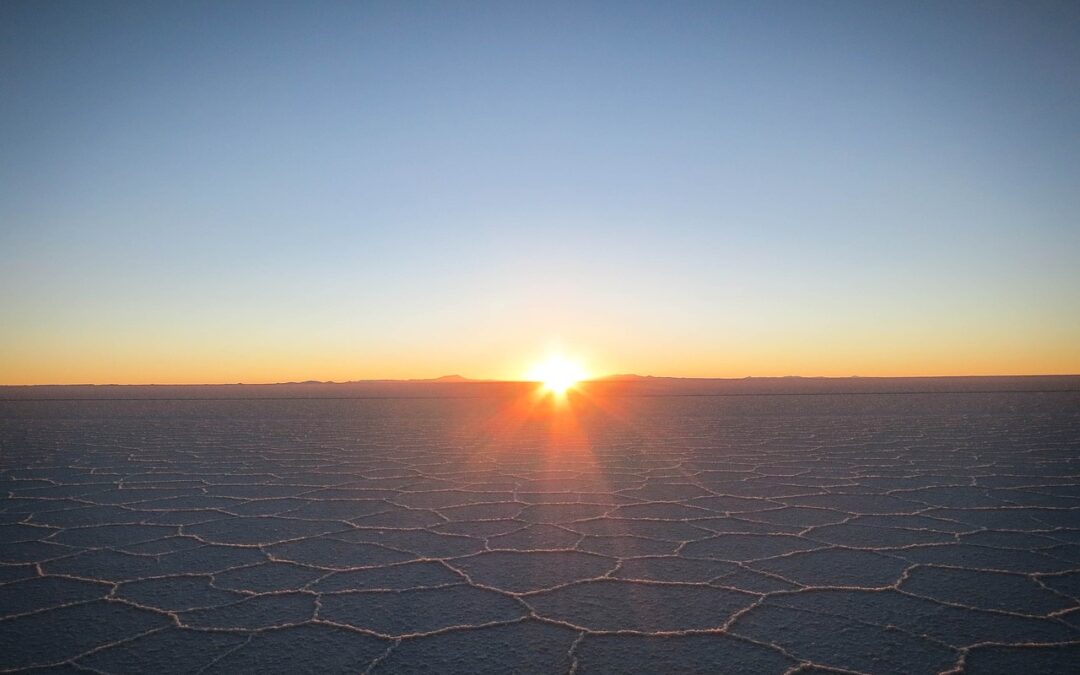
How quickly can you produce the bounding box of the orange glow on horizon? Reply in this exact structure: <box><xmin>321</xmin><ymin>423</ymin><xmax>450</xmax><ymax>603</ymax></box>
<box><xmin>1</xmin><ymin>333</ymin><xmax>1079</xmax><ymax>385</ymax></box>
<box><xmin>525</xmin><ymin>354</ymin><xmax>588</xmax><ymax>396</ymax></box>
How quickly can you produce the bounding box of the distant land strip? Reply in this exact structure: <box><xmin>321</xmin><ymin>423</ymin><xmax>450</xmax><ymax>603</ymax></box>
<box><xmin>2</xmin><ymin>375</ymin><xmax>1079</xmax><ymax>400</ymax></box>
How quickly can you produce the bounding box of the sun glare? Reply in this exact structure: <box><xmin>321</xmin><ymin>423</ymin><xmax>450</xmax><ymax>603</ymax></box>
<box><xmin>526</xmin><ymin>355</ymin><xmax>588</xmax><ymax>395</ymax></box>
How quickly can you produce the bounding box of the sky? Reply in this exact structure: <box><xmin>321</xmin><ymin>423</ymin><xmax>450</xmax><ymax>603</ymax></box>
<box><xmin>2</xmin><ymin>1</ymin><xmax>1078</xmax><ymax>384</ymax></box>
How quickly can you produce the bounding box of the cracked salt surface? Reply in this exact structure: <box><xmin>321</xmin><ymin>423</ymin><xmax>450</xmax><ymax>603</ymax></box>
<box><xmin>1</xmin><ymin>391</ymin><xmax>1078</xmax><ymax>673</ymax></box>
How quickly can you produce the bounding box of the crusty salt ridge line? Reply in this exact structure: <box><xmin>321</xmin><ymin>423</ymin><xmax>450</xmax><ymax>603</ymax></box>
<box><xmin>0</xmin><ymin>392</ymin><xmax>1078</xmax><ymax>672</ymax></box>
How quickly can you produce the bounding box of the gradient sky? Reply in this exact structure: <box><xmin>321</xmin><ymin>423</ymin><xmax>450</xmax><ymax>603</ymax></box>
<box><xmin>2</xmin><ymin>1</ymin><xmax>1078</xmax><ymax>384</ymax></box>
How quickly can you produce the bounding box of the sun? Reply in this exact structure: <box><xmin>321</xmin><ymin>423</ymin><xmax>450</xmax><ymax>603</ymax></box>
<box><xmin>526</xmin><ymin>354</ymin><xmax>588</xmax><ymax>395</ymax></box>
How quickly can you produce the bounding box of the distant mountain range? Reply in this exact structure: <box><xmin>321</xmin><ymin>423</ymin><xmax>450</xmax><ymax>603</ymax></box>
<box><xmin>2</xmin><ymin>375</ymin><xmax>1078</xmax><ymax>400</ymax></box>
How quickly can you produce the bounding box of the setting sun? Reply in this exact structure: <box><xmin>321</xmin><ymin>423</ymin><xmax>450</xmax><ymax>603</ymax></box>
<box><xmin>526</xmin><ymin>355</ymin><xmax>588</xmax><ymax>395</ymax></box>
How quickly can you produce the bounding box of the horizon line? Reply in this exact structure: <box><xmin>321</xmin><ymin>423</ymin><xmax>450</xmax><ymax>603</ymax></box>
<box><xmin>4</xmin><ymin>373</ymin><xmax>1080</xmax><ymax>388</ymax></box>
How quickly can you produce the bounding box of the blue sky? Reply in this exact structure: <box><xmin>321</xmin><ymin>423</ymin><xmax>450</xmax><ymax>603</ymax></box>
<box><xmin>2</xmin><ymin>1</ymin><xmax>1078</xmax><ymax>382</ymax></box>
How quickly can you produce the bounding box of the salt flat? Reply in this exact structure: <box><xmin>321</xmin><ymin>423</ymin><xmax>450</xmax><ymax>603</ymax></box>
<box><xmin>1</xmin><ymin>385</ymin><xmax>1078</xmax><ymax>673</ymax></box>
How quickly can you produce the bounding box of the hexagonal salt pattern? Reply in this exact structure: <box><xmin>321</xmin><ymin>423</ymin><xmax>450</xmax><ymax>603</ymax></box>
<box><xmin>1</xmin><ymin>391</ymin><xmax>1078</xmax><ymax>673</ymax></box>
